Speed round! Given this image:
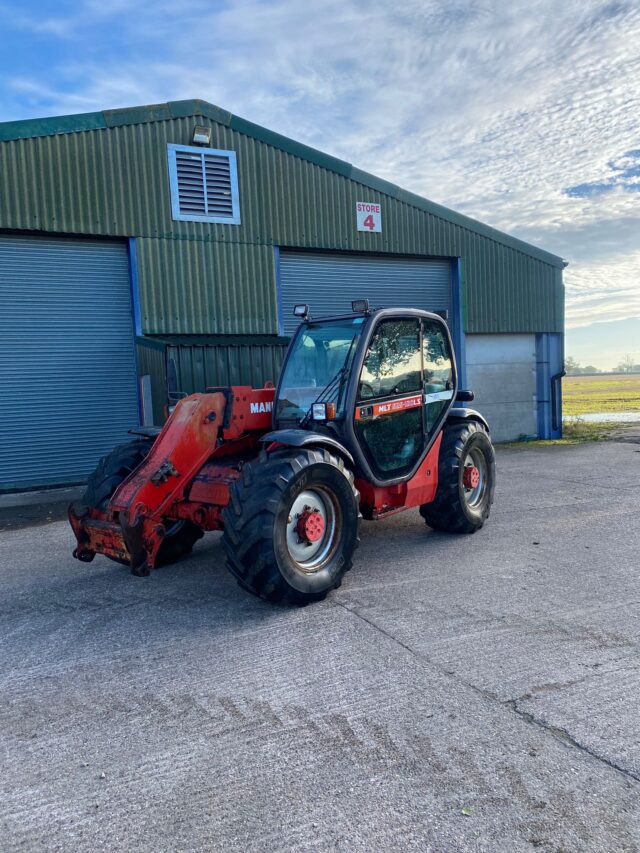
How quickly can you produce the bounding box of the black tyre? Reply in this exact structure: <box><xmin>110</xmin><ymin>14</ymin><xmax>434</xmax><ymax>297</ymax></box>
<box><xmin>222</xmin><ymin>448</ymin><xmax>359</xmax><ymax>605</ymax></box>
<box><xmin>79</xmin><ymin>439</ymin><xmax>203</xmax><ymax>566</ymax></box>
<box><xmin>420</xmin><ymin>420</ymin><xmax>495</xmax><ymax>534</ymax></box>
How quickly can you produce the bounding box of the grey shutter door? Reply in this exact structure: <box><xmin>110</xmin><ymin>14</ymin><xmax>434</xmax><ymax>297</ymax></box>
<box><xmin>279</xmin><ymin>251</ymin><xmax>452</xmax><ymax>335</ymax></box>
<box><xmin>0</xmin><ymin>235</ymin><xmax>140</xmax><ymax>491</ymax></box>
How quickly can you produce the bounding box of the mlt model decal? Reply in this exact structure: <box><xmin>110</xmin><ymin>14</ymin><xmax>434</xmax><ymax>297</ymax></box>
<box><xmin>355</xmin><ymin>394</ymin><xmax>423</xmax><ymax>421</ymax></box>
<box><xmin>356</xmin><ymin>389</ymin><xmax>454</xmax><ymax>420</ymax></box>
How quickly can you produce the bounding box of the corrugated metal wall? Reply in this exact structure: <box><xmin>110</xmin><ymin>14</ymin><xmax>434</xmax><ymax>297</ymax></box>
<box><xmin>134</xmin><ymin>336</ymin><xmax>288</xmax><ymax>424</ymax></box>
<box><xmin>167</xmin><ymin>339</ymin><xmax>288</xmax><ymax>396</ymax></box>
<box><xmin>136</xmin><ymin>239</ymin><xmax>276</xmax><ymax>334</ymax></box>
<box><xmin>0</xmin><ymin>112</ymin><xmax>564</xmax><ymax>336</ymax></box>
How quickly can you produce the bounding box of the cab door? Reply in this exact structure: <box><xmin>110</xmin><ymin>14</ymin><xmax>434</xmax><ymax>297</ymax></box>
<box><xmin>353</xmin><ymin>316</ymin><xmax>455</xmax><ymax>481</ymax></box>
<box><xmin>354</xmin><ymin>318</ymin><xmax>425</xmax><ymax>480</ymax></box>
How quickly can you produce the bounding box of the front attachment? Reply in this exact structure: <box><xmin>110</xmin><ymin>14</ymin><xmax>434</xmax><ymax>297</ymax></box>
<box><xmin>69</xmin><ymin>391</ymin><xmax>230</xmax><ymax>574</ymax></box>
<box><xmin>69</xmin><ymin>504</ymin><xmax>129</xmax><ymax>564</ymax></box>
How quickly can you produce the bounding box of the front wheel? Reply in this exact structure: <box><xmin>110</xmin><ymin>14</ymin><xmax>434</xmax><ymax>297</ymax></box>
<box><xmin>222</xmin><ymin>448</ymin><xmax>359</xmax><ymax>605</ymax></box>
<box><xmin>420</xmin><ymin>420</ymin><xmax>495</xmax><ymax>533</ymax></box>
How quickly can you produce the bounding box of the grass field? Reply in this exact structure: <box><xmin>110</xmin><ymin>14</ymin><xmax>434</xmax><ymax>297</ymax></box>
<box><xmin>562</xmin><ymin>373</ymin><xmax>640</xmax><ymax>416</ymax></box>
<box><xmin>503</xmin><ymin>418</ymin><xmax>636</xmax><ymax>447</ymax></box>
<box><xmin>504</xmin><ymin>373</ymin><xmax>640</xmax><ymax>447</ymax></box>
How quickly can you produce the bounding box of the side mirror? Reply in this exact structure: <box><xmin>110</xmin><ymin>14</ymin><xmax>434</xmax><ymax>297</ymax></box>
<box><xmin>456</xmin><ymin>389</ymin><xmax>475</xmax><ymax>402</ymax></box>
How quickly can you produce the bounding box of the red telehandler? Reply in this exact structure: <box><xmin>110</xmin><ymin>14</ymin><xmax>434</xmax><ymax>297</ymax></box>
<box><xmin>70</xmin><ymin>302</ymin><xmax>495</xmax><ymax>605</ymax></box>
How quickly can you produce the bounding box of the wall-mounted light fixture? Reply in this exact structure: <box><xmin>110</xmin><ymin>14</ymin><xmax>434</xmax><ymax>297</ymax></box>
<box><xmin>192</xmin><ymin>125</ymin><xmax>212</xmax><ymax>146</ymax></box>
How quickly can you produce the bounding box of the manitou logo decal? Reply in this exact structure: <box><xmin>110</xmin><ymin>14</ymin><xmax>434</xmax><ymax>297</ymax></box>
<box><xmin>250</xmin><ymin>401</ymin><xmax>273</xmax><ymax>414</ymax></box>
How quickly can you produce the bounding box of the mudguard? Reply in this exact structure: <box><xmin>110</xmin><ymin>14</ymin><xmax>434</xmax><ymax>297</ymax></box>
<box><xmin>128</xmin><ymin>426</ymin><xmax>162</xmax><ymax>439</ymax></box>
<box><xmin>261</xmin><ymin>429</ymin><xmax>355</xmax><ymax>466</ymax></box>
<box><xmin>447</xmin><ymin>406</ymin><xmax>490</xmax><ymax>432</ymax></box>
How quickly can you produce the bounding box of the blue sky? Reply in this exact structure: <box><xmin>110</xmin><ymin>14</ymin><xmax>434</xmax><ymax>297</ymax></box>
<box><xmin>1</xmin><ymin>0</ymin><xmax>639</xmax><ymax>368</ymax></box>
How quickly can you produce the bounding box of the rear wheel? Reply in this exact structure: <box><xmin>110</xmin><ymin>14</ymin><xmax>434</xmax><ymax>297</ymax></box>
<box><xmin>222</xmin><ymin>448</ymin><xmax>359</xmax><ymax>605</ymax></box>
<box><xmin>80</xmin><ymin>439</ymin><xmax>203</xmax><ymax>566</ymax></box>
<box><xmin>420</xmin><ymin>420</ymin><xmax>495</xmax><ymax>533</ymax></box>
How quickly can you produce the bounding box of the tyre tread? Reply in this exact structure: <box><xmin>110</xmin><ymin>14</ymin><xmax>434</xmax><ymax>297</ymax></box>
<box><xmin>420</xmin><ymin>420</ymin><xmax>495</xmax><ymax>534</ymax></box>
<box><xmin>222</xmin><ymin>448</ymin><xmax>359</xmax><ymax>605</ymax></box>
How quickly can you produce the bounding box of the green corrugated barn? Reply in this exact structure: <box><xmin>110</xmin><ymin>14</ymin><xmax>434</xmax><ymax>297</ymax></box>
<box><xmin>0</xmin><ymin>99</ymin><xmax>565</xmax><ymax>491</ymax></box>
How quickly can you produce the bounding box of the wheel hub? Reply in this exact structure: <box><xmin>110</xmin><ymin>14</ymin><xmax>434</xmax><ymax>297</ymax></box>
<box><xmin>286</xmin><ymin>488</ymin><xmax>337</xmax><ymax>571</ymax></box>
<box><xmin>463</xmin><ymin>465</ymin><xmax>480</xmax><ymax>489</ymax></box>
<box><xmin>296</xmin><ymin>507</ymin><xmax>325</xmax><ymax>543</ymax></box>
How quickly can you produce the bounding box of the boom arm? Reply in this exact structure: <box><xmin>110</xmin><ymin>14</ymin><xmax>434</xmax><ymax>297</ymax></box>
<box><xmin>69</xmin><ymin>387</ymin><xmax>275</xmax><ymax>575</ymax></box>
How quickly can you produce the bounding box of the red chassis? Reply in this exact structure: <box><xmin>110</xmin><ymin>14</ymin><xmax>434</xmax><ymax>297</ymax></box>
<box><xmin>69</xmin><ymin>385</ymin><xmax>442</xmax><ymax>575</ymax></box>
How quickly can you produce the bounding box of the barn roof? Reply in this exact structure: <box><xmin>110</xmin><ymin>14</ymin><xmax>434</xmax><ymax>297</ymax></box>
<box><xmin>0</xmin><ymin>98</ymin><xmax>564</xmax><ymax>267</ymax></box>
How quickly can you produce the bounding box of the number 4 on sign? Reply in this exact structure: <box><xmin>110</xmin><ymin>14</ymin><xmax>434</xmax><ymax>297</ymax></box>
<box><xmin>356</xmin><ymin>201</ymin><xmax>382</xmax><ymax>232</ymax></box>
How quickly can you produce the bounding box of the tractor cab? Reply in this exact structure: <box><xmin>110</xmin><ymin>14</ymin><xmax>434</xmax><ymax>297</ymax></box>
<box><xmin>272</xmin><ymin>302</ymin><xmax>458</xmax><ymax>485</ymax></box>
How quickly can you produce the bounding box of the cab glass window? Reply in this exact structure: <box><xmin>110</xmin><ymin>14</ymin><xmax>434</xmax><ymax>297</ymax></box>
<box><xmin>423</xmin><ymin>321</ymin><xmax>453</xmax><ymax>390</ymax></box>
<box><xmin>358</xmin><ymin>319</ymin><xmax>421</xmax><ymax>400</ymax></box>
<box><xmin>276</xmin><ymin>317</ymin><xmax>364</xmax><ymax>422</ymax></box>
<box><xmin>423</xmin><ymin>320</ymin><xmax>454</xmax><ymax>433</ymax></box>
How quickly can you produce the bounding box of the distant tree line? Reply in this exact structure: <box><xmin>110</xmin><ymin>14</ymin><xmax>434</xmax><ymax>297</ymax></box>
<box><xmin>564</xmin><ymin>357</ymin><xmax>600</xmax><ymax>375</ymax></box>
<box><xmin>565</xmin><ymin>354</ymin><xmax>640</xmax><ymax>375</ymax></box>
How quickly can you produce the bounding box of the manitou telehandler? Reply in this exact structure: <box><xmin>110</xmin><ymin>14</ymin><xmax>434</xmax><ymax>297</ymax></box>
<box><xmin>69</xmin><ymin>302</ymin><xmax>495</xmax><ymax>605</ymax></box>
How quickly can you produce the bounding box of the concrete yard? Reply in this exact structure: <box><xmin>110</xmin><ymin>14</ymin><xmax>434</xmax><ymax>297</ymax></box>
<box><xmin>1</xmin><ymin>440</ymin><xmax>639</xmax><ymax>852</ymax></box>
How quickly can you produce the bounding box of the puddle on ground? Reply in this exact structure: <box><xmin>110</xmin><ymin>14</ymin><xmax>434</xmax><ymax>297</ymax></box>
<box><xmin>565</xmin><ymin>411</ymin><xmax>640</xmax><ymax>423</ymax></box>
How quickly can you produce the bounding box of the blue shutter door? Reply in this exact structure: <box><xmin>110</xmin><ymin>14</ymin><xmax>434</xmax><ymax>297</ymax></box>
<box><xmin>279</xmin><ymin>251</ymin><xmax>452</xmax><ymax>336</ymax></box>
<box><xmin>0</xmin><ymin>235</ymin><xmax>140</xmax><ymax>491</ymax></box>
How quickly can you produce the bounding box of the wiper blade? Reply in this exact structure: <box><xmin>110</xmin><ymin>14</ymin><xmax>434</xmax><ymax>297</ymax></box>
<box><xmin>300</xmin><ymin>367</ymin><xmax>345</xmax><ymax>426</ymax></box>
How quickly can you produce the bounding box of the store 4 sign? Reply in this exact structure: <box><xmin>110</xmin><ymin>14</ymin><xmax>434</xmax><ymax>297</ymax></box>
<box><xmin>356</xmin><ymin>201</ymin><xmax>382</xmax><ymax>233</ymax></box>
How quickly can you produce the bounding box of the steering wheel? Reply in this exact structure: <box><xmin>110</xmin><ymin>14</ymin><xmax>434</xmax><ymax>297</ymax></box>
<box><xmin>359</xmin><ymin>382</ymin><xmax>375</xmax><ymax>398</ymax></box>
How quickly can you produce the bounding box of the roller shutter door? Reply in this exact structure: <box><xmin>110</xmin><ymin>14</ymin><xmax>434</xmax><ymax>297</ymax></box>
<box><xmin>0</xmin><ymin>235</ymin><xmax>139</xmax><ymax>491</ymax></box>
<box><xmin>279</xmin><ymin>251</ymin><xmax>452</xmax><ymax>335</ymax></box>
<box><xmin>465</xmin><ymin>334</ymin><xmax>537</xmax><ymax>442</ymax></box>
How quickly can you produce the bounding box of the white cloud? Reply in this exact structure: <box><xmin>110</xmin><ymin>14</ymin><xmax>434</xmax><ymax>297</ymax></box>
<box><xmin>564</xmin><ymin>250</ymin><xmax>640</xmax><ymax>328</ymax></box>
<box><xmin>1</xmin><ymin>0</ymin><xmax>639</xmax><ymax>341</ymax></box>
